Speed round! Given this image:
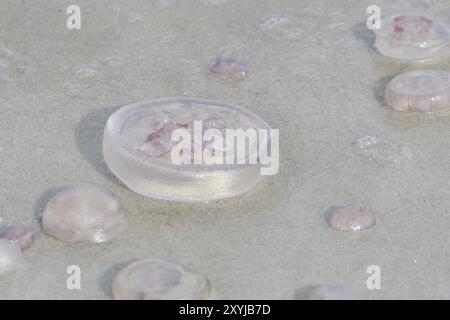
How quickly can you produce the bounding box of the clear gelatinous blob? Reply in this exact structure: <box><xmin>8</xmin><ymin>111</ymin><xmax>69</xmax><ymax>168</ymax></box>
<box><xmin>352</xmin><ymin>135</ymin><xmax>412</xmax><ymax>163</ymax></box>
<box><xmin>385</xmin><ymin>70</ymin><xmax>450</xmax><ymax>112</ymax></box>
<box><xmin>1</xmin><ymin>224</ymin><xmax>40</xmax><ymax>251</ymax></box>
<box><xmin>209</xmin><ymin>56</ymin><xmax>248</xmax><ymax>80</ymax></box>
<box><xmin>307</xmin><ymin>286</ymin><xmax>358</xmax><ymax>300</ymax></box>
<box><xmin>328</xmin><ymin>205</ymin><xmax>376</xmax><ymax>231</ymax></box>
<box><xmin>113</xmin><ymin>259</ymin><xmax>211</xmax><ymax>300</ymax></box>
<box><xmin>351</xmin><ymin>135</ymin><xmax>378</xmax><ymax>150</ymax></box>
<box><xmin>42</xmin><ymin>185</ymin><xmax>127</xmax><ymax>243</ymax></box>
<box><xmin>374</xmin><ymin>14</ymin><xmax>450</xmax><ymax>61</ymax></box>
<box><xmin>0</xmin><ymin>239</ymin><xmax>23</xmax><ymax>274</ymax></box>
<box><xmin>103</xmin><ymin>98</ymin><xmax>272</xmax><ymax>202</ymax></box>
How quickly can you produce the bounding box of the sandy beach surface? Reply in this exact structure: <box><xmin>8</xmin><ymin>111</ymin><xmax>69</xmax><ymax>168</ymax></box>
<box><xmin>1</xmin><ymin>0</ymin><xmax>450</xmax><ymax>299</ymax></box>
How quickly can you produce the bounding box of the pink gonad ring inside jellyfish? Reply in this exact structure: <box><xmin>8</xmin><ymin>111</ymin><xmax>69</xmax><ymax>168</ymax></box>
<box><xmin>103</xmin><ymin>98</ymin><xmax>273</xmax><ymax>202</ymax></box>
<box><xmin>374</xmin><ymin>14</ymin><xmax>450</xmax><ymax>61</ymax></box>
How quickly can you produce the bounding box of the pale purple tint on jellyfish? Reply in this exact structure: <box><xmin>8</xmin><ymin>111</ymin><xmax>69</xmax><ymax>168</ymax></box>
<box><xmin>1</xmin><ymin>224</ymin><xmax>40</xmax><ymax>251</ymax></box>
<box><xmin>385</xmin><ymin>70</ymin><xmax>450</xmax><ymax>113</ymax></box>
<box><xmin>327</xmin><ymin>205</ymin><xmax>376</xmax><ymax>231</ymax></box>
<box><xmin>209</xmin><ymin>56</ymin><xmax>248</xmax><ymax>80</ymax></box>
<box><xmin>374</xmin><ymin>14</ymin><xmax>450</xmax><ymax>61</ymax></box>
<box><xmin>42</xmin><ymin>184</ymin><xmax>127</xmax><ymax>244</ymax></box>
<box><xmin>103</xmin><ymin>98</ymin><xmax>272</xmax><ymax>202</ymax></box>
<box><xmin>112</xmin><ymin>259</ymin><xmax>212</xmax><ymax>300</ymax></box>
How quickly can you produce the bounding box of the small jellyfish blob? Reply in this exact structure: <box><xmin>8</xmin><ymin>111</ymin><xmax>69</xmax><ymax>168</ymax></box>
<box><xmin>374</xmin><ymin>14</ymin><xmax>450</xmax><ymax>61</ymax></box>
<box><xmin>0</xmin><ymin>239</ymin><xmax>23</xmax><ymax>274</ymax></box>
<box><xmin>385</xmin><ymin>70</ymin><xmax>450</xmax><ymax>112</ymax></box>
<box><xmin>42</xmin><ymin>184</ymin><xmax>127</xmax><ymax>244</ymax></box>
<box><xmin>112</xmin><ymin>259</ymin><xmax>212</xmax><ymax>300</ymax></box>
<box><xmin>209</xmin><ymin>45</ymin><xmax>249</xmax><ymax>80</ymax></box>
<box><xmin>307</xmin><ymin>286</ymin><xmax>358</xmax><ymax>300</ymax></box>
<box><xmin>1</xmin><ymin>224</ymin><xmax>40</xmax><ymax>251</ymax></box>
<box><xmin>327</xmin><ymin>205</ymin><xmax>376</xmax><ymax>231</ymax></box>
<box><xmin>209</xmin><ymin>56</ymin><xmax>248</xmax><ymax>80</ymax></box>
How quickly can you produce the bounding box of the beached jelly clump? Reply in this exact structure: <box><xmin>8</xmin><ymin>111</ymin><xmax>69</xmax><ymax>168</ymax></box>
<box><xmin>112</xmin><ymin>259</ymin><xmax>212</xmax><ymax>300</ymax></box>
<box><xmin>374</xmin><ymin>14</ymin><xmax>450</xmax><ymax>61</ymax></box>
<box><xmin>327</xmin><ymin>205</ymin><xmax>376</xmax><ymax>231</ymax></box>
<box><xmin>209</xmin><ymin>45</ymin><xmax>249</xmax><ymax>80</ymax></box>
<box><xmin>103</xmin><ymin>98</ymin><xmax>272</xmax><ymax>202</ymax></box>
<box><xmin>385</xmin><ymin>70</ymin><xmax>450</xmax><ymax>112</ymax></box>
<box><xmin>1</xmin><ymin>223</ymin><xmax>40</xmax><ymax>251</ymax></box>
<box><xmin>42</xmin><ymin>184</ymin><xmax>127</xmax><ymax>244</ymax></box>
<box><xmin>209</xmin><ymin>56</ymin><xmax>248</xmax><ymax>80</ymax></box>
<box><xmin>0</xmin><ymin>239</ymin><xmax>23</xmax><ymax>274</ymax></box>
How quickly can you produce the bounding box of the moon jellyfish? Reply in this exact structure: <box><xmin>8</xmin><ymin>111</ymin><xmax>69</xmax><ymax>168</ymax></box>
<box><xmin>307</xmin><ymin>286</ymin><xmax>358</xmax><ymax>300</ymax></box>
<box><xmin>112</xmin><ymin>259</ymin><xmax>212</xmax><ymax>300</ymax></box>
<box><xmin>385</xmin><ymin>70</ymin><xmax>450</xmax><ymax>112</ymax></box>
<box><xmin>42</xmin><ymin>184</ymin><xmax>127</xmax><ymax>244</ymax></box>
<box><xmin>327</xmin><ymin>205</ymin><xmax>376</xmax><ymax>231</ymax></box>
<box><xmin>0</xmin><ymin>239</ymin><xmax>23</xmax><ymax>274</ymax></box>
<box><xmin>374</xmin><ymin>14</ymin><xmax>450</xmax><ymax>61</ymax></box>
<box><xmin>1</xmin><ymin>224</ymin><xmax>40</xmax><ymax>251</ymax></box>
<box><xmin>209</xmin><ymin>46</ymin><xmax>249</xmax><ymax>81</ymax></box>
<box><xmin>103</xmin><ymin>98</ymin><xmax>272</xmax><ymax>202</ymax></box>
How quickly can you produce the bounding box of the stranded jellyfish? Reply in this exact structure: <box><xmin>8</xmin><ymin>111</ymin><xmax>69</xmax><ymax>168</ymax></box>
<box><xmin>374</xmin><ymin>14</ymin><xmax>450</xmax><ymax>61</ymax></box>
<box><xmin>42</xmin><ymin>184</ymin><xmax>127</xmax><ymax>244</ymax></box>
<box><xmin>0</xmin><ymin>223</ymin><xmax>40</xmax><ymax>251</ymax></box>
<box><xmin>209</xmin><ymin>56</ymin><xmax>248</xmax><ymax>80</ymax></box>
<box><xmin>103</xmin><ymin>98</ymin><xmax>272</xmax><ymax>202</ymax></box>
<box><xmin>385</xmin><ymin>70</ymin><xmax>450</xmax><ymax>112</ymax></box>
<box><xmin>327</xmin><ymin>205</ymin><xmax>376</xmax><ymax>231</ymax></box>
<box><xmin>112</xmin><ymin>259</ymin><xmax>212</xmax><ymax>300</ymax></box>
<box><xmin>307</xmin><ymin>286</ymin><xmax>358</xmax><ymax>300</ymax></box>
<box><xmin>209</xmin><ymin>46</ymin><xmax>248</xmax><ymax>80</ymax></box>
<box><xmin>0</xmin><ymin>239</ymin><xmax>23</xmax><ymax>274</ymax></box>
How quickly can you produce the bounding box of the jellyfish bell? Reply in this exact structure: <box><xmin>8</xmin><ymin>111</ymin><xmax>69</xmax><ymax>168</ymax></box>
<box><xmin>42</xmin><ymin>184</ymin><xmax>127</xmax><ymax>244</ymax></box>
<box><xmin>385</xmin><ymin>70</ymin><xmax>450</xmax><ymax>112</ymax></box>
<box><xmin>112</xmin><ymin>259</ymin><xmax>212</xmax><ymax>300</ymax></box>
<box><xmin>327</xmin><ymin>205</ymin><xmax>376</xmax><ymax>231</ymax></box>
<box><xmin>374</xmin><ymin>14</ymin><xmax>450</xmax><ymax>61</ymax></box>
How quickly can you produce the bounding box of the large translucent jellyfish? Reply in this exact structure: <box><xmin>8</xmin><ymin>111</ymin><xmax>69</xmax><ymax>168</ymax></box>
<box><xmin>42</xmin><ymin>184</ymin><xmax>127</xmax><ymax>244</ymax></box>
<box><xmin>103</xmin><ymin>98</ymin><xmax>272</xmax><ymax>202</ymax></box>
<box><xmin>112</xmin><ymin>259</ymin><xmax>212</xmax><ymax>300</ymax></box>
<box><xmin>0</xmin><ymin>239</ymin><xmax>23</xmax><ymax>274</ymax></box>
<box><xmin>374</xmin><ymin>14</ymin><xmax>450</xmax><ymax>61</ymax></box>
<box><xmin>385</xmin><ymin>70</ymin><xmax>450</xmax><ymax>112</ymax></box>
